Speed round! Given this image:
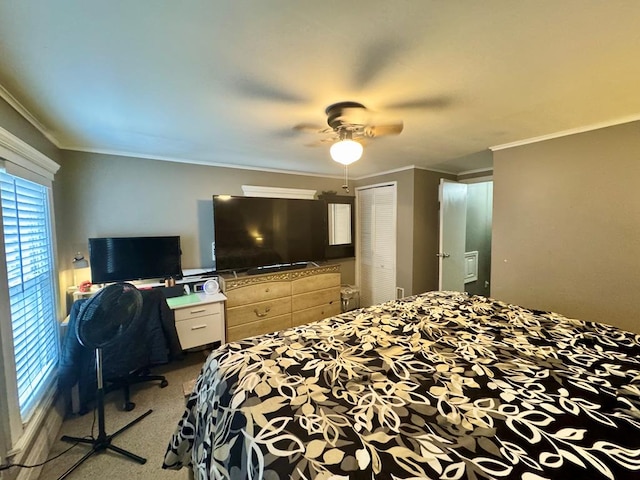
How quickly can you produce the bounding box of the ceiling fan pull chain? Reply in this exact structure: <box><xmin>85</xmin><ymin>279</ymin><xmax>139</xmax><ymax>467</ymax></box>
<box><xmin>342</xmin><ymin>165</ymin><xmax>350</xmax><ymax>193</ymax></box>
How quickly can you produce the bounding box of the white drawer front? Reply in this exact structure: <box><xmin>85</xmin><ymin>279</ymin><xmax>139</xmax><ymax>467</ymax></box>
<box><xmin>175</xmin><ymin>314</ymin><xmax>222</xmax><ymax>349</ymax></box>
<box><xmin>174</xmin><ymin>301</ymin><xmax>222</xmax><ymax>322</ymax></box>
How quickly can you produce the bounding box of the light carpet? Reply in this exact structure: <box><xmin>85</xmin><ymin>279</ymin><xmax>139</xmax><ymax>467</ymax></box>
<box><xmin>37</xmin><ymin>351</ymin><xmax>206</xmax><ymax>480</ymax></box>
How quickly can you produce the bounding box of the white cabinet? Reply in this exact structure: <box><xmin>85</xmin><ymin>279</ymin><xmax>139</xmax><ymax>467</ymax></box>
<box><xmin>167</xmin><ymin>293</ymin><xmax>226</xmax><ymax>350</ymax></box>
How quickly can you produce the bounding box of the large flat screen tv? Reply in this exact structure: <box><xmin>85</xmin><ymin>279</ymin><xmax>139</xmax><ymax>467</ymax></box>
<box><xmin>89</xmin><ymin>236</ymin><xmax>182</xmax><ymax>284</ymax></box>
<box><xmin>213</xmin><ymin>196</ymin><xmax>326</xmax><ymax>272</ymax></box>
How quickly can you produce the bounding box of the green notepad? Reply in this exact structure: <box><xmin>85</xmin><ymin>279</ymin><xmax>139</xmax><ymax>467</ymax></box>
<box><xmin>166</xmin><ymin>293</ymin><xmax>201</xmax><ymax>308</ymax></box>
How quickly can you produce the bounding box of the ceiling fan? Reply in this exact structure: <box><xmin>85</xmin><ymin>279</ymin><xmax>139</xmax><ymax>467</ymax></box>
<box><xmin>296</xmin><ymin>101</ymin><xmax>404</xmax><ymax>166</ymax></box>
<box><xmin>295</xmin><ymin>101</ymin><xmax>403</xmax><ymax>192</ymax></box>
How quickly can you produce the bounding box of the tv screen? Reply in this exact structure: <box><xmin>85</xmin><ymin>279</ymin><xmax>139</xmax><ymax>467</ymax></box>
<box><xmin>89</xmin><ymin>236</ymin><xmax>182</xmax><ymax>284</ymax></box>
<box><xmin>213</xmin><ymin>196</ymin><xmax>326</xmax><ymax>272</ymax></box>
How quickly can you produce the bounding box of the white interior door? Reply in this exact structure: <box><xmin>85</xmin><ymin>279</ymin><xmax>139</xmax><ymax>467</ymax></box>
<box><xmin>357</xmin><ymin>183</ymin><xmax>397</xmax><ymax>306</ymax></box>
<box><xmin>438</xmin><ymin>180</ymin><xmax>467</xmax><ymax>291</ymax></box>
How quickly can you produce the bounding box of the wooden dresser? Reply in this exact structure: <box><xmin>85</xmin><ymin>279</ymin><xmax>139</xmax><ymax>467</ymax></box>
<box><xmin>219</xmin><ymin>264</ymin><xmax>341</xmax><ymax>342</ymax></box>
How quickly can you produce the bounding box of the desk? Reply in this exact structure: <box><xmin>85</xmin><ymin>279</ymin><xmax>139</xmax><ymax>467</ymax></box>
<box><xmin>166</xmin><ymin>292</ymin><xmax>226</xmax><ymax>349</ymax></box>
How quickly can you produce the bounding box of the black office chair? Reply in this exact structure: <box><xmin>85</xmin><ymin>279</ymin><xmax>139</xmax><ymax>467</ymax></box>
<box><xmin>101</xmin><ymin>289</ymin><xmax>170</xmax><ymax>411</ymax></box>
<box><xmin>105</xmin><ymin>365</ymin><xmax>168</xmax><ymax>411</ymax></box>
<box><xmin>58</xmin><ymin>283</ymin><xmax>152</xmax><ymax>480</ymax></box>
<box><xmin>59</xmin><ymin>289</ymin><xmax>171</xmax><ymax>414</ymax></box>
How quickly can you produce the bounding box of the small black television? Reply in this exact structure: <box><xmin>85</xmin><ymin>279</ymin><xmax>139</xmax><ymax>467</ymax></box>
<box><xmin>212</xmin><ymin>196</ymin><xmax>326</xmax><ymax>272</ymax></box>
<box><xmin>88</xmin><ymin>236</ymin><xmax>182</xmax><ymax>284</ymax></box>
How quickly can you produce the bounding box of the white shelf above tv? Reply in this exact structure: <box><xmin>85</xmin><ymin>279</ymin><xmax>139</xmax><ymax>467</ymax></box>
<box><xmin>241</xmin><ymin>185</ymin><xmax>316</xmax><ymax>199</ymax></box>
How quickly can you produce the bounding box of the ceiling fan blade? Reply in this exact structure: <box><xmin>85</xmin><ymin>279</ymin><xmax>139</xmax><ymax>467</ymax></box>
<box><xmin>234</xmin><ymin>77</ymin><xmax>309</xmax><ymax>104</ymax></box>
<box><xmin>364</xmin><ymin>122</ymin><xmax>404</xmax><ymax>138</ymax></box>
<box><xmin>352</xmin><ymin>38</ymin><xmax>405</xmax><ymax>89</ymax></box>
<box><xmin>383</xmin><ymin>96</ymin><xmax>452</xmax><ymax>111</ymax></box>
<box><xmin>292</xmin><ymin>122</ymin><xmax>325</xmax><ymax>132</ymax></box>
<box><xmin>305</xmin><ymin>136</ymin><xmax>336</xmax><ymax>147</ymax></box>
<box><xmin>337</xmin><ymin>107</ymin><xmax>370</xmax><ymax>126</ymax></box>
<box><xmin>272</xmin><ymin>128</ymin><xmax>300</xmax><ymax>139</ymax></box>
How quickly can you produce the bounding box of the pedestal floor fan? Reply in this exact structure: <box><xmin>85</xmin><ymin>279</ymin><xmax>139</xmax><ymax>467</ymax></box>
<box><xmin>58</xmin><ymin>283</ymin><xmax>152</xmax><ymax>480</ymax></box>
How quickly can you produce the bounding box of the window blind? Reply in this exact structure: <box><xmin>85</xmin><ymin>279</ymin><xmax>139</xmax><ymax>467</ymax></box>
<box><xmin>0</xmin><ymin>172</ymin><xmax>58</xmax><ymax>420</ymax></box>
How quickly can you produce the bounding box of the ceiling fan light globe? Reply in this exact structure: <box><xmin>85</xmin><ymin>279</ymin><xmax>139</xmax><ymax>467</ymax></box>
<box><xmin>330</xmin><ymin>139</ymin><xmax>363</xmax><ymax>165</ymax></box>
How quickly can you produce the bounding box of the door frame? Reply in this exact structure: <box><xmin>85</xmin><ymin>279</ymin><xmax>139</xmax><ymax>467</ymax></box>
<box><xmin>438</xmin><ymin>175</ymin><xmax>494</xmax><ymax>291</ymax></box>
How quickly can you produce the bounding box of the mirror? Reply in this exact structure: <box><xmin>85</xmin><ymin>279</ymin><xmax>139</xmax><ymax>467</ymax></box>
<box><xmin>328</xmin><ymin>203</ymin><xmax>352</xmax><ymax>245</ymax></box>
<box><xmin>320</xmin><ymin>194</ymin><xmax>355</xmax><ymax>259</ymax></box>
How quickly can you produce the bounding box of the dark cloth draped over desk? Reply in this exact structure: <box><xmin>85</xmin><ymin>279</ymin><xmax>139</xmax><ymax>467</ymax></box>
<box><xmin>58</xmin><ymin>289</ymin><xmax>182</xmax><ymax>412</ymax></box>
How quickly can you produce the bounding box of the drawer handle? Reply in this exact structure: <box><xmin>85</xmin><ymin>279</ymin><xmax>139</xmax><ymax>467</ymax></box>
<box><xmin>191</xmin><ymin>324</ymin><xmax>207</xmax><ymax>331</ymax></box>
<box><xmin>189</xmin><ymin>308</ymin><xmax>207</xmax><ymax>314</ymax></box>
<box><xmin>254</xmin><ymin>306</ymin><xmax>271</xmax><ymax>318</ymax></box>
<box><xmin>265</xmin><ymin>287</ymin><xmax>270</xmax><ymax>292</ymax></box>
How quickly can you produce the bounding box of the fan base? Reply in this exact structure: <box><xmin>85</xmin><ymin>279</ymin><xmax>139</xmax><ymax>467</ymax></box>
<box><xmin>57</xmin><ymin>408</ymin><xmax>152</xmax><ymax>479</ymax></box>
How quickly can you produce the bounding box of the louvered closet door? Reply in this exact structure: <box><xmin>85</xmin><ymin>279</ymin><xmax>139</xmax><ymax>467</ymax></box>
<box><xmin>357</xmin><ymin>184</ymin><xmax>397</xmax><ymax>306</ymax></box>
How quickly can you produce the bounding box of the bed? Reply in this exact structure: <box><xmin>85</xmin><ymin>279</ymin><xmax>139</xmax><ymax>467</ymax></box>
<box><xmin>163</xmin><ymin>291</ymin><xmax>640</xmax><ymax>479</ymax></box>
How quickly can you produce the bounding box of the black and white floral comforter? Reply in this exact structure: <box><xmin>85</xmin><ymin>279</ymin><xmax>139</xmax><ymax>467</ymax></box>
<box><xmin>163</xmin><ymin>291</ymin><xmax>640</xmax><ymax>479</ymax></box>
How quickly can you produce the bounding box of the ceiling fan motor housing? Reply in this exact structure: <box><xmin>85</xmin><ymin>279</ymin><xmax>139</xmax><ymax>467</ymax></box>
<box><xmin>325</xmin><ymin>101</ymin><xmax>366</xmax><ymax>130</ymax></box>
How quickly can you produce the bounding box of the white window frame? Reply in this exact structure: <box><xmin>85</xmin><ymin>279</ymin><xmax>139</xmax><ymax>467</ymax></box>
<box><xmin>0</xmin><ymin>126</ymin><xmax>60</xmax><ymax>457</ymax></box>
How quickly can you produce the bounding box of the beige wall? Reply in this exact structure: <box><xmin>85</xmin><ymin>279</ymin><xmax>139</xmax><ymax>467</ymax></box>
<box><xmin>57</xmin><ymin>150</ymin><xmax>355</xmax><ymax>288</ymax></box>
<box><xmin>413</xmin><ymin>169</ymin><xmax>453</xmax><ymax>294</ymax></box>
<box><xmin>492</xmin><ymin>121</ymin><xmax>640</xmax><ymax>332</ymax></box>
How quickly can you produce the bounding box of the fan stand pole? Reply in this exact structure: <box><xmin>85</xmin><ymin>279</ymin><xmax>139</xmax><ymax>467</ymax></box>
<box><xmin>57</xmin><ymin>348</ymin><xmax>153</xmax><ymax>480</ymax></box>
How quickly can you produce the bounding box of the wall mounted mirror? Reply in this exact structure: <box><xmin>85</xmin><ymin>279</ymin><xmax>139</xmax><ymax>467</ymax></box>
<box><xmin>320</xmin><ymin>194</ymin><xmax>355</xmax><ymax>259</ymax></box>
<box><xmin>328</xmin><ymin>203</ymin><xmax>352</xmax><ymax>245</ymax></box>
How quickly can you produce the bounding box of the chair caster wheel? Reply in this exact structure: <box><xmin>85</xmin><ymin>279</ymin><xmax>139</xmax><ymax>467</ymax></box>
<box><xmin>124</xmin><ymin>401</ymin><xmax>136</xmax><ymax>411</ymax></box>
<box><xmin>160</xmin><ymin>379</ymin><xmax>169</xmax><ymax>388</ymax></box>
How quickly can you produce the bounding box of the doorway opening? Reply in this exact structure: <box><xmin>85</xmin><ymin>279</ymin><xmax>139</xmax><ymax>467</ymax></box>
<box><xmin>438</xmin><ymin>179</ymin><xmax>493</xmax><ymax>296</ymax></box>
<box><xmin>464</xmin><ymin>181</ymin><xmax>493</xmax><ymax>297</ymax></box>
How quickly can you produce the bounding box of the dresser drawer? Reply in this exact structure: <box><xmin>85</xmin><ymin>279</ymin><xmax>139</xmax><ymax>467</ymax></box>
<box><xmin>292</xmin><ymin>302</ymin><xmax>341</xmax><ymax>327</ymax></box>
<box><xmin>174</xmin><ymin>301</ymin><xmax>222</xmax><ymax>322</ymax></box>
<box><xmin>225</xmin><ymin>281</ymin><xmax>291</xmax><ymax>308</ymax></box>
<box><xmin>292</xmin><ymin>286</ymin><xmax>340</xmax><ymax>312</ymax></box>
<box><xmin>175</xmin><ymin>314</ymin><xmax>223</xmax><ymax>349</ymax></box>
<box><xmin>227</xmin><ymin>298</ymin><xmax>291</xmax><ymax>327</ymax></box>
<box><xmin>291</xmin><ymin>273</ymin><xmax>341</xmax><ymax>295</ymax></box>
<box><xmin>226</xmin><ymin>314</ymin><xmax>292</xmax><ymax>342</ymax></box>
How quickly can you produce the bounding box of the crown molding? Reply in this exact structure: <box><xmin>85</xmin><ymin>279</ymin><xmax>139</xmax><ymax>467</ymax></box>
<box><xmin>353</xmin><ymin>164</ymin><xmax>455</xmax><ymax>181</ymax></box>
<box><xmin>64</xmin><ymin>146</ymin><xmax>460</xmax><ymax>180</ymax></box>
<box><xmin>490</xmin><ymin>114</ymin><xmax>640</xmax><ymax>151</ymax></box>
<box><xmin>0</xmin><ymin>83</ymin><xmax>61</xmax><ymax>148</ymax></box>
<box><xmin>63</xmin><ymin>146</ymin><xmax>344</xmax><ymax>179</ymax></box>
<box><xmin>457</xmin><ymin>167</ymin><xmax>493</xmax><ymax>176</ymax></box>
<box><xmin>413</xmin><ymin>165</ymin><xmax>458</xmax><ymax>175</ymax></box>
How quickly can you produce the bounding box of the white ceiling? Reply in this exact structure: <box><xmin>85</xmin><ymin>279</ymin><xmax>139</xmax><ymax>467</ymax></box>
<box><xmin>1</xmin><ymin>1</ymin><xmax>640</xmax><ymax>177</ymax></box>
